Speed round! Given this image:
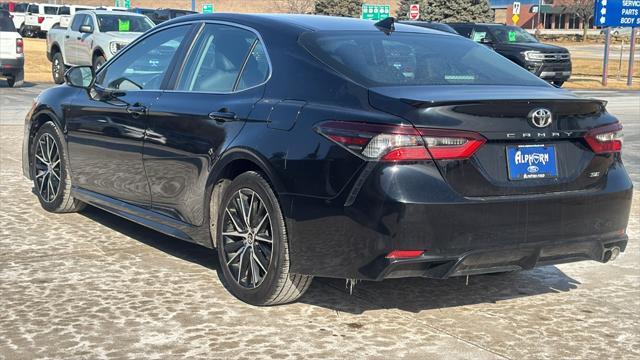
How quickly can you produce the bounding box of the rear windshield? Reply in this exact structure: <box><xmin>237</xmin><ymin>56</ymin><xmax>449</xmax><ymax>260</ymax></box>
<box><xmin>96</xmin><ymin>14</ymin><xmax>154</xmax><ymax>32</ymax></box>
<box><xmin>299</xmin><ymin>31</ymin><xmax>547</xmax><ymax>87</ymax></box>
<box><xmin>0</xmin><ymin>12</ymin><xmax>16</xmax><ymax>31</ymax></box>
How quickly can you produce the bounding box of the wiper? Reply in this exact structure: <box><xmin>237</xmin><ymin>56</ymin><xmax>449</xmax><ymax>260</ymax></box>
<box><xmin>375</xmin><ymin>17</ymin><xmax>395</xmax><ymax>35</ymax></box>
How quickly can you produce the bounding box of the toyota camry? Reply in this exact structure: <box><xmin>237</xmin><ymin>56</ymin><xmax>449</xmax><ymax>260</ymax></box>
<box><xmin>22</xmin><ymin>14</ymin><xmax>632</xmax><ymax>305</ymax></box>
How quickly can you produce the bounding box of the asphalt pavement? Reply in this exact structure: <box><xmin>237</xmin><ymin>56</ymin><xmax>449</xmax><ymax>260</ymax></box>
<box><xmin>0</xmin><ymin>85</ymin><xmax>638</xmax><ymax>359</ymax></box>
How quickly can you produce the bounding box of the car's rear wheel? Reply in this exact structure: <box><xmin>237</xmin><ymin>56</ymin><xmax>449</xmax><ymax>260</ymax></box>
<box><xmin>52</xmin><ymin>52</ymin><xmax>65</xmax><ymax>84</ymax></box>
<box><xmin>31</xmin><ymin>122</ymin><xmax>85</xmax><ymax>213</ymax></box>
<box><xmin>215</xmin><ymin>171</ymin><xmax>312</xmax><ymax>305</ymax></box>
<box><xmin>6</xmin><ymin>69</ymin><xmax>24</xmax><ymax>88</ymax></box>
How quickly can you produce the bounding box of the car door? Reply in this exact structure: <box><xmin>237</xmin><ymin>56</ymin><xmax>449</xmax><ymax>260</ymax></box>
<box><xmin>66</xmin><ymin>24</ymin><xmax>193</xmax><ymax>207</ymax></box>
<box><xmin>143</xmin><ymin>23</ymin><xmax>270</xmax><ymax>225</ymax></box>
<box><xmin>64</xmin><ymin>14</ymin><xmax>85</xmax><ymax>65</ymax></box>
<box><xmin>76</xmin><ymin>14</ymin><xmax>95</xmax><ymax>65</ymax></box>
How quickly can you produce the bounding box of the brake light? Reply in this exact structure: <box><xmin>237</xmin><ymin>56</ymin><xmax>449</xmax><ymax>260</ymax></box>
<box><xmin>16</xmin><ymin>38</ymin><xmax>23</xmax><ymax>54</ymax></box>
<box><xmin>315</xmin><ymin>121</ymin><xmax>485</xmax><ymax>161</ymax></box>
<box><xmin>38</xmin><ymin>16</ymin><xmax>44</xmax><ymax>24</ymax></box>
<box><xmin>585</xmin><ymin>122</ymin><xmax>623</xmax><ymax>154</ymax></box>
<box><xmin>386</xmin><ymin>250</ymin><xmax>424</xmax><ymax>259</ymax></box>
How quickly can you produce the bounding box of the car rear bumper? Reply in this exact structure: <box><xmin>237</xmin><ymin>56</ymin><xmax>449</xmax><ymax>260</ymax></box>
<box><xmin>286</xmin><ymin>161</ymin><xmax>633</xmax><ymax>280</ymax></box>
<box><xmin>0</xmin><ymin>57</ymin><xmax>25</xmax><ymax>76</ymax></box>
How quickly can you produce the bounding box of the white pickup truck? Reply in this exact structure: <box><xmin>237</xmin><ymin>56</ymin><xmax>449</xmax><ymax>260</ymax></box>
<box><xmin>23</xmin><ymin>3</ymin><xmax>61</xmax><ymax>38</ymax></box>
<box><xmin>0</xmin><ymin>9</ymin><xmax>24</xmax><ymax>87</ymax></box>
<box><xmin>46</xmin><ymin>10</ymin><xmax>154</xmax><ymax>84</ymax></box>
<box><xmin>58</xmin><ymin>5</ymin><xmax>96</xmax><ymax>29</ymax></box>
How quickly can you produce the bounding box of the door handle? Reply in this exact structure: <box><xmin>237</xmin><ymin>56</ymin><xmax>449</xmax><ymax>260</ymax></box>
<box><xmin>65</xmin><ymin>35</ymin><xmax>69</xmax><ymax>39</ymax></box>
<box><xmin>126</xmin><ymin>104</ymin><xmax>147</xmax><ymax>118</ymax></box>
<box><xmin>76</xmin><ymin>37</ymin><xmax>81</xmax><ymax>40</ymax></box>
<box><xmin>208</xmin><ymin>110</ymin><xmax>238</xmax><ymax>122</ymax></box>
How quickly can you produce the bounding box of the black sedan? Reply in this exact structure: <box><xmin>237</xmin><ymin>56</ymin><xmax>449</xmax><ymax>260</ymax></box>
<box><xmin>22</xmin><ymin>14</ymin><xmax>632</xmax><ymax>305</ymax></box>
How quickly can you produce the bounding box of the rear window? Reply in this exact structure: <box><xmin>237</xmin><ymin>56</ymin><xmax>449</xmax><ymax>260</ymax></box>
<box><xmin>0</xmin><ymin>12</ymin><xmax>16</xmax><ymax>32</ymax></box>
<box><xmin>14</xmin><ymin>4</ymin><xmax>28</xmax><ymax>12</ymax></box>
<box><xmin>27</xmin><ymin>4</ymin><xmax>38</xmax><ymax>13</ymax></box>
<box><xmin>44</xmin><ymin>6</ymin><xmax>58</xmax><ymax>15</ymax></box>
<box><xmin>300</xmin><ymin>31</ymin><xmax>547</xmax><ymax>87</ymax></box>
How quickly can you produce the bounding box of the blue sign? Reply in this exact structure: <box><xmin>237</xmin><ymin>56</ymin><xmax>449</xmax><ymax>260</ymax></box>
<box><xmin>594</xmin><ymin>0</ymin><xmax>640</xmax><ymax>27</ymax></box>
<box><xmin>506</xmin><ymin>145</ymin><xmax>558</xmax><ymax>180</ymax></box>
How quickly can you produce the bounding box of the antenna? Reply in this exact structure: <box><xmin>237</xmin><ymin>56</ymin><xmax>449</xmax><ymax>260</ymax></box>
<box><xmin>375</xmin><ymin>17</ymin><xmax>395</xmax><ymax>35</ymax></box>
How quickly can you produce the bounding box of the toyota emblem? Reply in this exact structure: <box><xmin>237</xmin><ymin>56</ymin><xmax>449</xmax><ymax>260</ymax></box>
<box><xmin>528</xmin><ymin>108</ymin><xmax>553</xmax><ymax>128</ymax></box>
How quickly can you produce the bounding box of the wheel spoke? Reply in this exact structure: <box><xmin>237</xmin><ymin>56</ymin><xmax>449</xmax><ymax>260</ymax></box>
<box><xmin>35</xmin><ymin>154</ymin><xmax>48</xmax><ymax>164</ymax></box>
<box><xmin>238</xmin><ymin>190</ymin><xmax>249</xmax><ymax>228</ymax></box>
<box><xmin>255</xmin><ymin>212</ymin><xmax>269</xmax><ymax>233</ymax></box>
<box><xmin>50</xmin><ymin>170</ymin><xmax>60</xmax><ymax>181</ymax></box>
<box><xmin>247</xmin><ymin>192</ymin><xmax>255</xmax><ymax>228</ymax></box>
<box><xmin>38</xmin><ymin>173</ymin><xmax>46</xmax><ymax>195</ymax></box>
<box><xmin>225</xmin><ymin>208</ymin><xmax>244</xmax><ymax>232</ymax></box>
<box><xmin>255</xmin><ymin>235</ymin><xmax>272</xmax><ymax>244</ymax></box>
<box><xmin>38</xmin><ymin>141</ymin><xmax>46</xmax><ymax>162</ymax></box>
<box><xmin>249</xmin><ymin>249</ymin><xmax>260</xmax><ymax>286</ymax></box>
<box><xmin>226</xmin><ymin>245</ymin><xmax>245</xmax><ymax>265</ymax></box>
<box><xmin>237</xmin><ymin>246</ymin><xmax>249</xmax><ymax>284</ymax></box>
<box><xmin>224</xmin><ymin>240</ymin><xmax>244</xmax><ymax>253</ymax></box>
<box><xmin>35</xmin><ymin>170</ymin><xmax>47</xmax><ymax>179</ymax></box>
<box><xmin>252</xmin><ymin>248</ymin><xmax>268</xmax><ymax>273</ymax></box>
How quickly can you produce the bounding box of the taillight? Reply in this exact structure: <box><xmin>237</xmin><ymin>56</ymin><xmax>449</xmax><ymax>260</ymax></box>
<box><xmin>16</xmin><ymin>38</ymin><xmax>23</xmax><ymax>54</ymax></box>
<box><xmin>38</xmin><ymin>16</ymin><xmax>44</xmax><ymax>24</ymax></box>
<box><xmin>585</xmin><ymin>122</ymin><xmax>623</xmax><ymax>154</ymax></box>
<box><xmin>315</xmin><ymin>121</ymin><xmax>485</xmax><ymax>161</ymax></box>
<box><xmin>386</xmin><ymin>250</ymin><xmax>424</xmax><ymax>259</ymax></box>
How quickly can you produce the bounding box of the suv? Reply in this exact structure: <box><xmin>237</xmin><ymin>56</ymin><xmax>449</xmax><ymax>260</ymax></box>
<box><xmin>131</xmin><ymin>7</ymin><xmax>196</xmax><ymax>25</ymax></box>
<box><xmin>448</xmin><ymin>23</ymin><xmax>571</xmax><ymax>86</ymax></box>
<box><xmin>0</xmin><ymin>9</ymin><xmax>24</xmax><ymax>87</ymax></box>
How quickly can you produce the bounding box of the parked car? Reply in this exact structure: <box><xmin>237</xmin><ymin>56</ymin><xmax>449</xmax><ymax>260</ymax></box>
<box><xmin>1</xmin><ymin>2</ymin><xmax>28</xmax><ymax>34</ymax></box>
<box><xmin>0</xmin><ymin>9</ymin><xmax>24</xmax><ymax>87</ymax></box>
<box><xmin>23</xmin><ymin>2</ymin><xmax>62</xmax><ymax>38</ymax></box>
<box><xmin>131</xmin><ymin>7</ymin><xmax>196</xmax><ymax>24</ymax></box>
<box><xmin>47</xmin><ymin>10</ymin><xmax>154</xmax><ymax>83</ymax></box>
<box><xmin>58</xmin><ymin>4</ymin><xmax>95</xmax><ymax>29</ymax></box>
<box><xmin>601</xmin><ymin>27</ymin><xmax>639</xmax><ymax>37</ymax></box>
<box><xmin>449</xmin><ymin>23</ymin><xmax>572</xmax><ymax>86</ymax></box>
<box><xmin>23</xmin><ymin>14</ymin><xmax>632</xmax><ymax>306</ymax></box>
<box><xmin>400</xmin><ymin>21</ymin><xmax>458</xmax><ymax>34</ymax></box>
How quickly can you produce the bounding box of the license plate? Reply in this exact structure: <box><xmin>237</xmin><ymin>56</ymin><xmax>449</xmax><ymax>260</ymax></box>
<box><xmin>506</xmin><ymin>145</ymin><xmax>558</xmax><ymax>180</ymax></box>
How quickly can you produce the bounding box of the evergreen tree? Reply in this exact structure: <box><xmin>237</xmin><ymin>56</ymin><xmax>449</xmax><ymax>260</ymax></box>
<box><xmin>315</xmin><ymin>0</ymin><xmax>363</xmax><ymax>17</ymax></box>
<box><xmin>424</xmin><ymin>0</ymin><xmax>494</xmax><ymax>23</ymax></box>
<box><xmin>396</xmin><ymin>0</ymin><xmax>429</xmax><ymax>21</ymax></box>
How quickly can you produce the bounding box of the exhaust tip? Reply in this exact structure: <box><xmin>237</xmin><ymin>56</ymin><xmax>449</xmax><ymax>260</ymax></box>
<box><xmin>610</xmin><ymin>247</ymin><xmax>621</xmax><ymax>261</ymax></box>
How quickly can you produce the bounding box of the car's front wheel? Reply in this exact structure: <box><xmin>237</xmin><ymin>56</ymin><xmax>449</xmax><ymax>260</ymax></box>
<box><xmin>31</xmin><ymin>122</ymin><xmax>85</xmax><ymax>213</ymax></box>
<box><xmin>93</xmin><ymin>54</ymin><xmax>106</xmax><ymax>71</ymax></box>
<box><xmin>215</xmin><ymin>171</ymin><xmax>312</xmax><ymax>305</ymax></box>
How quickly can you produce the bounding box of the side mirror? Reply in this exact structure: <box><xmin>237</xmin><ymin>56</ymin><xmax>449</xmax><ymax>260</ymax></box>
<box><xmin>64</xmin><ymin>66</ymin><xmax>94</xmax><ymax>89</ymax></box>
<box><xmin>79</xmin><ymin>24</ymin><xmax>93</xmax><ymax>33</ymax></box>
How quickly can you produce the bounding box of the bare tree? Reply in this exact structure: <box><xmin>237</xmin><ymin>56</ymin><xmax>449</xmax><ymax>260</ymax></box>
<box><xmin>564</xmin><ymin>0</ymin><xmax>594</xmax><ymax>41</ymax></box>
<box><xmin>276</xmin><ymin>0</ymin><xmax>316</xmax><ymax>14</ymax></box>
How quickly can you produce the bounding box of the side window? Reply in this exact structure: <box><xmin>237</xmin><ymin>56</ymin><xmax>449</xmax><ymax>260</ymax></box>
<box><xmin>471</xmin><ymin>26</ymin><xmax>493</xmax><ymax>42</ymax></box>
<box><xmin>70</xmin><ymin>14</ymin><xmax>85</xmax><ymax>31</ymax></box>
<box><xmin>82</xmin><ymin>15</ymin><xmax>94</xmax><ymax>28</ymax></box>
<box><xmin>27</xmin><ymin>4</ymin><xmax>39</xmax><ymax>14</ymax></box>
<box><xmin>44</xmin><ymin>6</ymin><xmax>58</xmax><ymax>15</ymax></box>
<box><xmin>452</xmin><ymin>25</ymin><xmax>472</xmax><ymax>38</ymax></box>
<box><xmin>237</xmin><ymin>41</ymin><xmax>269</xmax><ymax>91</ymax></box>
<box><xmin>58</xmin><ymin>6</ymin><xmax>70</xmax><ymax>15</ymax></box>
<box><xmin>176</xmin><ymin>24</ymin><xmax>257</xmax><ymax>93</ymax></box>
<box><xmin>96</xmin><ymin>25</ymin><xmax>189</xmax><ymax>91</ymax></box>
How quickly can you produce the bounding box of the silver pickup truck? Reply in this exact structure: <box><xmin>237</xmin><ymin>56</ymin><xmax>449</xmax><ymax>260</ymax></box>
<box><xmin>46</xmin><ymin>10</ymin><xmax>154</xmax><ymax>84</ymax></box>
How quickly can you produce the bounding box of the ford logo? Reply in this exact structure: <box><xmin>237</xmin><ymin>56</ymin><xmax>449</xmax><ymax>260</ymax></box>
<box><xmin>527</xmin><ymin>165</ymin><xmax>539</xmax><ymax>173</ymax></box>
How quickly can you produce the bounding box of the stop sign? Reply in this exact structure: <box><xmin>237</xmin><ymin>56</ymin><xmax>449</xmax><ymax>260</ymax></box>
<box><xmin>409</xmin><ymin>4</ymin><xmax>420</xmax><ymax>20</ymax></box>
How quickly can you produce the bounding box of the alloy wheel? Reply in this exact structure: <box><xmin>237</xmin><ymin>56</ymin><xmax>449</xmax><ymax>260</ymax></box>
<box><xmin>221</xmin><ymin>188</ymin><xmax>273</xmax><ymax>289</ymax></box>
<box><xmin>53</xmin><ymin>58</ymin><xmax>61</xmax><ymax>81</ymax></box>
<box><xmin>34</xmin><ymin>133</ymin><xmax>61</xmax><ymax>203</ymax></box>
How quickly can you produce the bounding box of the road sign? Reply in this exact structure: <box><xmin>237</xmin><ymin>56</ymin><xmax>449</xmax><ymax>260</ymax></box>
<box><xmin>409</xmin><ymin>4</ymin><xmax>420</xmax><ymax>20</ymax></box>
<box><xmin>512</xmin><ymin>14</ymin><xmax>520</xmax><ymax>25</ymax></box>
<box><xmin>594</xmin><ymin>0</ymin><xmax>640</xmax><ymax>27</ymax></box>
<box><xmin>202</xmin><ymin>3</ymin><xmax>214</xmax><ymax>14</ymax></box>
<box><xmin>361</xmin><ymin>4</ymin><xmax>391</xmax><ymax>21</ymax></box>
<box><xmin>513</xmin><ymin>1</ymin><xmax>521</xmax><ymax>15</ymax></box>
<box><xmin>115</xmin><ymin>0</ymin><xmax>131</xmax><ymax>8</ymax></box>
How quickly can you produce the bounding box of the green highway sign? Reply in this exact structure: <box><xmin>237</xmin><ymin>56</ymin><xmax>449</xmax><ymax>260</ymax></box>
<box><xmin>361</xmin><ymin>4</ymin><xmax>390</xmax><ymax>21</ymax></box>
<box><xmin>202</xmin><ymin>4</ymin><xmax>214</xmax><ymax>14</ymax></box>
<box><xmin>114</xmin><ymin>0</ymin><xmax>130</xmax><ymax>8</ymax></box>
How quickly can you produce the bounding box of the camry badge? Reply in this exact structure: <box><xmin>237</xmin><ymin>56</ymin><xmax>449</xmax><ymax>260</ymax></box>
<box><xmin>528</xmin><ymin>108</ymin><xmax>553</xmax><ymax>128</ymax></box>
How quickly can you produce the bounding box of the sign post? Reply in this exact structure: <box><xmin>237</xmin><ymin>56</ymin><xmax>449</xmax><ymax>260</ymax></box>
<box><xmin>409</xmin><ymin>4</ymin><xmax>420</xmax><ymax>20</ymax></box>
<box><xmin>361</xmin><ymin>4</ymin><xmax>391</xmax><ymax>21</ymax></box>
<box><xmin>512</xmin><ymin>1</ymin><xmax>521</xmax><ymax>25</ymax></box>
<box><xmin>628</xmin><ymin>29</ymin><xmax>637</xmax><ymax>86</ymax></box>
<box><xmin>594</xmin><ymin>0</ymin><xmax>640</xmax><ymax>86</ymax></box>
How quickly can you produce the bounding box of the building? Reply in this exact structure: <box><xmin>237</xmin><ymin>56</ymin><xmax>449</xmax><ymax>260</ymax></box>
<box><xmin>490</xmin><ymin>0</ymin><xmax>596</xmax><ymax>30</ymax></box>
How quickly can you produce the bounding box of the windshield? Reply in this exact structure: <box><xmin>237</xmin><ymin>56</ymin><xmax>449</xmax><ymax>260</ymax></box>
<box><xmin>300</xmin><ymin>31</ymin><xmax>547</xmax><ymax>87</ymax></box>
<box><xmin>96</xmin><ymin>14</ymin><xmax>154</xmax><ymax>32</ymax></box>
<box><xmin>490</xmin><ymin>26</ymin><xmax>539</xmax><ymax>44</ymax></box>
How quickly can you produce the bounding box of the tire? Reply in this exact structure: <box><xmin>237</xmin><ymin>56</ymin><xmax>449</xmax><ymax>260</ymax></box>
<box><xmin>215</xmin><ymin>171</ymin><xmax>312</xmax><ymax>306</ymax></box>
<box><xmin>6</xmin><ymin>70</ymin><xmax>23</xmax><ymax>88</ymax></box>
<box><xmin>31</xmin><ymin>122</ymin><xmax>85</xmax><ymax>213</ymax></box>
<box><xmin>52</xmin><ymin>52</ymin><xmax>66</xmax><ymax>84</ymax></box>
<box><xmin>552</xmin><ymin>81</ymin><xmax>565</xmax><ymax>87</ymax></box>
<box><xmin>93</xmin><ymin>54</ymin><xmax>106</xmax><ymax>71</ymax></box>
